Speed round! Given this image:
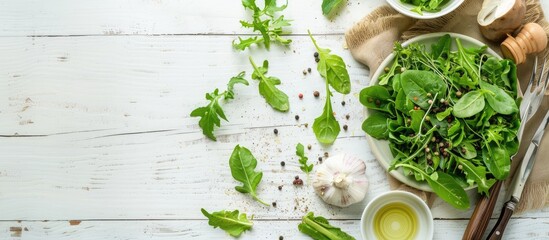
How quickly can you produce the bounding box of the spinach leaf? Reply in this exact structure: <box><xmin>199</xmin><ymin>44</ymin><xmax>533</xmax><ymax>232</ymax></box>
<box><xmin>457</xmin><ymin>142</ymin><xmax>477</xmax><ymax>159</ymax></box>
<box><xmin>410</xmin><ymin>109</ymin><xmax>425</xmax><ymax>133</ymax></box>
<box><xmin>298</xmin><ymin>212</ymin><xmax>356</xmax><ymax>240</ymax></box>
<box><xmin>229</xmin><ymin>145</ymin><xmax>269</xmax><ymax>206</ymax></box>
<box><xmin>362</xmin><ymin>113</ymin><xmax>389</xmax><ymax>139</ymax></box>
<box><xmin>452</xmin><ymin>90</ymin><xmax>485</xmax><ymax>118</ymax></box>
<box><xmin>482</xmin><ymin>143</ymin><xmax>510</xmax><ymax>180</ymax></box>
<box><xmin>313</xmin><ymin>83</ymin><xmax>340</xmax><ymax>144</ymax></box>
<box><xmin>401</xmin><ymin>70</ymin><xmax>446</xmax><ymax>109</ymax></box>
<box><xmin>296</xmin><ymin>143</ymin><xmax>313</xmax><ymax>175</ymax></box>
<box><xmin>455</xmin><ymin>158</ymin><xmax>496</xmax><ymax>195</ymax></box>
<box><xmin>426</xmin><ymin>171</ymin><xmax>470</xmax><ymax>209</ymax></box>
<box><xmin>234</xmin><ymin>0</ymin><xmax>292</xmax><ymax>50</ymax></box>
<box><xmin>359</xmin><ymin>85</ymin><xmax>392</xmax><ymax>113</ymax></box>
<box><xmin>191</xmin><ymin>72</ymin><xmax>249</xmax><ymax>140</ymax></box>
<box><xmin>431</xmin><ymin>34</ymin><xmax>451</xmax><ymax>59</ymax></box>
<box><xmin>201</xmin><ymin>208</ymin><xmax>253</xmax><ymax>237</ymax></box>
<box><xmin>321</xmin><ymin>0</ymin><xmax>343</xmax><ymax>16</ymax></box>
<box><xmin>309</xmin><ymin>31</ymin><xmax>351</xmax><ymax>94</ymax></box>
<box><xmin>479</xmin><ymin>80</ymin><xmax>518</xmax><ymax>115</ymax></box>
<box><xmin>249</xmin><ymin>57</ymin><xmax>290</xmax><ymax>112</ymax></box>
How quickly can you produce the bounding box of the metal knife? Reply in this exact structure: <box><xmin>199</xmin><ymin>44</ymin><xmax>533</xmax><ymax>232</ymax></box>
<box><xmin>487</xmin><ymin>110</ymin><xmax>549</xmax><ymax>240</ymax></box>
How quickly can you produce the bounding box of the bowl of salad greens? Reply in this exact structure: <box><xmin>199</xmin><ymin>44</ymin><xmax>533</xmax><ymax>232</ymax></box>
<box><xmin>386</xmin><ymin>0</ymin><xmax>464</xmax><ymax>19</ymax></box>
<box><xmin>360</xmin><ymin>33</ymin><xmax>520</xmax><ymax>209</ymax></box>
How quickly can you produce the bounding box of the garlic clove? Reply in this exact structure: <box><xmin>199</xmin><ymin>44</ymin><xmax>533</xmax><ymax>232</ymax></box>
<box><xmin>312</xmin><ymin>153</ymin><xmax>369</xmax><ymax>207</ymax></box>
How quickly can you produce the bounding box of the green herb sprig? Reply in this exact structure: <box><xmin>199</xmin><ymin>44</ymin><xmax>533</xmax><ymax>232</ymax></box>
<box><xmin>296</xmin><ymin>143</ymin><xmax>313</xmax><ymax>176</ymax></box>
<box><xmin>249</xmin><ymin>57</ymin><xmax>290</xmax><ymax>112</ymax></box>
<box><xmin>234</xmin><ymin>0</ymin><xmax>292</xmax><ymax>50</ymax></box>
<box><xmin>190</xmin><ymin>72</ymin><xmax>249</xmax><ymax>141</ymax></box>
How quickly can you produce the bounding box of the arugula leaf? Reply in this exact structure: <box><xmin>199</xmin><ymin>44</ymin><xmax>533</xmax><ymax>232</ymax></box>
<box><xmin>234</xmin><ymin>0</ymin><xmax>292</xmax><ymax>50</ymax></box>
<box><xmin>308</xmin><ymin>30</ymin><xmax>351</xmax><ymax>94</ymax></box>
<box><xmin>321</xmin><ymin>0</ymin><xmax>343</xmax><ymax>16</ymax></box>
<box><xmin>190</xmin><ymin>72</ymin><xmax>249</xmax><ymax>140</ymax></box>
<box><xmin>296</xmin><ymin>143</ymin><xmax>313</xmax><ymax>175</ymax></box>
<box><xmin>298</xmin><ymin>212</ymin><xmax>356</xmax><ymax>240</ymax></box>
<box><xmin>455</xmin><ymin>157</ymin><xmax>496</xmax><ymax>195</ymax></box>
<box><xmin>249</xmin><ymin>57</ymin><xmax>290</xmax><ymax>112</ymax></box>
<box><xmin>201</xmin><ymin>208</ymin><xmax>253</xmax><ymax>237</ymax></box>
<box><xmin>313</xmin><ymin>81</ymin><xmax>341</xmax><ymax>144</ymax></box>
<box><xmin>229</xmin><ymin>145</ymin><xmax>269</xmax><ymax>206</ymax></box>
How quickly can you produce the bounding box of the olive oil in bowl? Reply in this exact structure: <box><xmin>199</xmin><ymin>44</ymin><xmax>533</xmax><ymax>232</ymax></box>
<box><xmin>373</xmin><ymin>202</ymin><xmax>418</xmax><ymax>240</ymax></box>
<box><xmin>361</xmin><ymin>191</ymin><xmax>433</xmax><ymax>240</ymax></box>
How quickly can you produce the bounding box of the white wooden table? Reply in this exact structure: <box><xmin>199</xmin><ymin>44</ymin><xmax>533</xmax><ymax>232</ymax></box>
<box><xmin>1</xmin><ymin>1</ymin><xmax>548</xmax><ymax>239</ymax></box>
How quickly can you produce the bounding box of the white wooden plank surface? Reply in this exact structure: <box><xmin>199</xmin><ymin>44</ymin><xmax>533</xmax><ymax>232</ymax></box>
<box><xmin>1</xmin><ymin>219</ymin><xmax>548</xmax><ymax>240</ymax></box>
<box><xmin>1</xmin><ymin>0</ymin><xmax>549</xmax><ymax>239</ymax></box>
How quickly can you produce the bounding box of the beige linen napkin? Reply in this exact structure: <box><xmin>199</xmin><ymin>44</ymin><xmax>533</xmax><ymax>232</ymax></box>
<box><xmin>346</xmin><ymin>0</ymin><xmax>549</xmax><ymax>212</ymax></box>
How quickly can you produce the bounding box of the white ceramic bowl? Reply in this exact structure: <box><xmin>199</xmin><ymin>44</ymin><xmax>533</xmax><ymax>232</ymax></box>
<box><xmin>365</xmin><ymin>33</ymin><xmax>501</xmax><ymax>192</ymax></box>
<box><xmin>386</xmin><ymin>0</ymin><xmax>464</xmax><ymax>19</ymax></box>
<box><xmin>361</xmin><ymin>191</ymin><xmax>434</xmax><ymax>240</ymax></box>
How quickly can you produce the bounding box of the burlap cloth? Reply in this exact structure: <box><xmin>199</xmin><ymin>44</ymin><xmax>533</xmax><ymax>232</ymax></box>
<box><xmin>346</xmin><ymin>0</ymin><xmax>549</xmax><ymax>212</ymax></box>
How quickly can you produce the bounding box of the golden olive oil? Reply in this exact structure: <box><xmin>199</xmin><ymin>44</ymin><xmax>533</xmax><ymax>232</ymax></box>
<box><xmin>372</xmin><ymin>202</ymin><xmax>418</xmax><ymax>240</ymax></box>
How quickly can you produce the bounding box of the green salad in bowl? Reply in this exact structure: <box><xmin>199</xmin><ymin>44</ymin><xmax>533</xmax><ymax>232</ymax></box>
<box><xmin>360</xmin><ymin>33</ymin><xmax>520</xmax><ymax>209</ymax></box>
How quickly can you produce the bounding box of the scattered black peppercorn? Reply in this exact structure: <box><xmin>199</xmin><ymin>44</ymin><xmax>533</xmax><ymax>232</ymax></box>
<box><xmin>315</xmin><ymin>58</ymin><xmax>320</xmax><ymax>63</ymax></box>
<box><xmin>278</xmin><ymin>185</ymin><xmax>282</xmax><ymax>190</ymax></box>
<box><xmin>302</xmin><ymin>69</ymin><xmax>307</xmax><ymax>75</ymax></box>
<box><xmin>343</xmin><ymin>125</ymin><xmax>348</xmax><ymax>131</ymax></box>
<box><xmin>272</xmin><ymin>202</ymin><xmax>277</xmax><ymax>207</ymax></box>
<box><xmin>313</xmin><ymin>91</ymin><xmax>320</xmax><ymax>97</ymax></box>
<box><xmin>294</xmin><ymin>175</ymin><xmax>299</xmax><ymax>180</ymax></box>
<box><xmin>280</xmin><ymin>161</ymin><xmax>285</xmax><ymax>167</ymax></box>
<box><xmin>324</xmin><ymin>152</ymin><xmax>329</xmax><ymax>158</ymax></box>
<box><xmin>341</xmin><ymin>101</ymin><xmax>346</xmax><ymax>106</ymax></box>
<box><xmin>307</xmin><ymin>68</ymin><xmax>311</xmax><ymax>73</ymax></box>
<box><xmin>279</xmin><ymin>236</ymin><xmax>284</xmax><ymax>240</ymax></box>
<box><xmin>274</xmin><ymin>128</ymin><xmax>278</xmax><ymax>134</ymax></box>
<box><xmin>307</xmin><ymin>144</ymin><xmax>312</xmax><ymax>150</ymax></box>
<box><xmin>295</xmin><ymin>115</ymin><xmax>300</xmax><ymax>120</ymax></box>
<box><xmin>314</xmin><ymin>52</ymin><xmax>319</xmax><ymax>58</ymax></box>
<box><xmin>346</xmin><ymin>114</ymin><xmax>350</xmax><ymax>120</ymax></box>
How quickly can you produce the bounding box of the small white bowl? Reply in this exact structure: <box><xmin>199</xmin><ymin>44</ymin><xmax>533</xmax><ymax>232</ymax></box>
<box><xmin>386</xmin><ymin>0</ymin><xmax>464</xmax><ymax>19</ymax></box>
<box><xmin>361</xmin><ymin>191</ymin><xmax>434</xmax><ymax>240</ymax></box>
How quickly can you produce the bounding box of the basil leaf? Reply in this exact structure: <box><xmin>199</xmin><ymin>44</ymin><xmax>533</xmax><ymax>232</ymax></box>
<box><xmin>249</xmin><ymin>57</ymin><xmax>290</xmax><ymax>112</ymax></box>
<box><xmin>321</xmin><ymin>0</ymin><xmax>343</xmax><ymax>16</ymax></box>
<box><xmin>452</xmin><ymin>90</ymin><xmax>485</xmax><ymax>118</ymax></box>
<box><xmin>401</xmin><ymin>70</ymin><xmax>446</xmax><ymax>109</ymax></box>
<box><xmin>229</xmin><ymin>145</ymin><xmax>269</xmax><ymax>206</ymax></box>
<box><xmin>362</xmin><ymin>113</ymin><xmax>389</xmax><ymax>139</ymax></box>
<box><xmin>479</xmin><ymin>80</ymin><xmax>518</xmax><ymax>115</ymax></box>
<box><xmin>298</xmin><ymin>212</ymin><xmax>356</xmax><ymax>240</ymax></box>
<box><xmin>425</xmin><ymin>171</ymin><xmax>470</xmax><ymax>209</ymax></box>
<box><xmin>313</xmin><ymin>87</ymin><xmax>340</xmax><ymax>144</ymax></box>
<box><xmin>201</xmin><ymin>208</ymin><xmax>253</xmax><ymax>237</ymax></box>
<box><xmin>309</xmin><ymin>31</ymin><xmax>351</xmax><ymax>94</ymax></box>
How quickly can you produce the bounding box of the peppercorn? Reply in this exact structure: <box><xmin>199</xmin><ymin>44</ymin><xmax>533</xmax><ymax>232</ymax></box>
<box><xmin>375</xmin><ymin>99</ymin><xmax>381</xmax><ymax>106</ymax></box>
<box><xmin>324</xmin><ymin>152</ymin><xmax>329</xmax><ymax>158</ymax></box>
<box><xmin>274</xmin><ymin>128</ymin><xmax>278</xmax><ymax>135</ymax></box>
<box><xmin>307</xmin><ymin>144</ymin><xmax>312</xmax><ymax>150</ymax></box>
<box><xmin>280</xmin><ymin>161</ymin><xmax>285</xmax><ymax>167</ymax></box>
<box><xmin>314</xmin><ymin>52</ymin><xmax>319</xmax><ymax>58</ymax></box>
<box><xmin>461</xmin><ymin>148</ymin><xmax>466</xmax><ymax>153</ymax></box>
<box><xmin>343</xmin><ymin>125</ymin><xmax>348</xmax><ymax>131</ymax></box>
<box><xmin>293</xmin><ymin>178</ymin><xmax>303</xmax><ymax>185</ymax></box>
<box><xmin>303</xmin><ymin>70</ymin><xmax>307</xmax><ymax>75</ymax></box>
<box><xmin>318</xmin><ymin>156</ymin><xmax>323</xmax><ymax>162</ymax></box>
<box><xmin>346</xmin><ymin>114</ymin><xmax>350</xmax><ymax>120</ymax></box>
<box><xmin>315</xmin><ymin>58</ymin><xmax>320</xmax><ymax>63</ymax></box>
<box><xmin>272</xmin><ymin>202</ymin><xmax>277</xmax><ymax>207</ymax></box>
<box><xmin>279</xmin><ymin>236</ymin><xmax>284</xmax><ymax>240</ymax></box>
<box><xmin>298</xmin><ymin>93</ymin><xmax>303</xmax><ymax>99</ymax></box>
<box><xmin>295</xmin><ymin>115</ymin><xmax>300</xmax><ymax>120</ymax></box>
<box><xmin>456</xmin><ymin>91</ymin><xmax>462</xmax><ymax>97</ymax></box>
<box><xmin>341</xmin><ymin>101</ymin><xmax>346</xmax><ymax>106</ymax></box>
<box><xmin>313</xmin><ymin>91</ymin><xmax>320</xmax><ymax>97</ymax></box>
<box><xmin>307</xmin><ymin>68</ymin><xmax>311</xmax><ymax>73</ymax></box>
<box><xmin>304</xmin><ymin>123</ymin><xmax>308</xmax><ymax>128</ymax></box>
<box><xmin>384</xmin><ymin>67</ymin><xmax>390</xmax><ymax>72</ymax></box>
<box><xmin>278</xmin><ymin>185</ymin><xmax>282</xmax><ymax>190</ymax></box>
<box><xmin>294</xmin><ymin>175</ymin><xmax>299</xmax><ymax>180</ymax></box>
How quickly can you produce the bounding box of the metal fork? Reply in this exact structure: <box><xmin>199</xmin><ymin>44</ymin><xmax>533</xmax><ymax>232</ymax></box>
<box><xmin>462</xmin><ymin>55</ymin><xmax>549</xmax><ymax>240</ymax></box>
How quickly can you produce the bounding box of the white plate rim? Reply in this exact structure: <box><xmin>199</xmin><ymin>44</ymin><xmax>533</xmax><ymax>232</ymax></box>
<box><xmin>385</xmin><ymin>0</ymin><xmax>465</xmax><ymax>20</ymax></box>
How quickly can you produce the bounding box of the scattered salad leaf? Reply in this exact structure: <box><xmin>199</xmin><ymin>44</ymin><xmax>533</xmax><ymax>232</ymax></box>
<box><xmin>401</xmin><ymin>0</ymin><xmax>449</xmax><ymax>15</ymax></box>
<box><xmin>308</xmin><ymin>30</ymin><xmax>351</xmax><ymax>94</ymax></box>
<box><xmin>249</xmin><ymin>57</ymin><xmax>290</xmax><ymax>112</ymax></box>
<box><xmin>322</xmin><ymin>0</ymin><xmax>344</xmax><ymax>17</ymax></box>
<box><xmin>190</xmin><ymin>72</ymin><xmax>249</xmax><ymax>140</ymax></box>
<box><xmin>201</xmin><ymin>208</ymin><xmax>253</xmax><ymax>237</ymax></box>
<box><xmin>296</xmin><ymin>143</ymin><xmax>313</xmax><ymax>176</ymax></box>
<box><xmin>229</xmin><ymin>145</ymin><xmax>269</xmax><ymax>206</ymax></box>
<box><xmin>234</xmin><ymin>0</ymin><xmax>292</xmax><ymax>50</ymax></box>
<box><xmin>313</xmin><ymin>81</ymin><xmax>340</xmax><ymax>144</ymax></box>
<box><xmin>360</xmin><ymin>35</ymin><xmax>520</xmax><ymax>209</ymax></box>
<box><xmin>298</xmin><ymin>212</ymin><xmax>356</xmax><ymax>240</ymax></box>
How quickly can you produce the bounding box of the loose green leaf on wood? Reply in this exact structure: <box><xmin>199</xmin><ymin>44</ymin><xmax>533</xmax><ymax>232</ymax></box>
<box><xmin>296</xmin><ymin>143</ymin><xmax>313</xmax><ymax>175</ymax></box>
<box><xmin>201</xmin><ymin>208</ymin><xmax>253</xmax><ymax>237</ymax></box>
<box><xmin>308</xmin><ymin>30</ymin><xmax>351</xmax><ymax>94</ymax></box>
<box><xmin>249</xmin><ymin>57</ymin><xmax>290</xmax><ymax>112</ymax></box>
<box><xmin>298</xmin><ymin>212</ymin><xmax>356</xmax><ymax>240</ymax></box>
<box><xmin>229</xmin><ymin>145</ymin><xmax>269</xmax><ymax>206</ymax></box>
<box><xmin>321</xmin><ymin>0</ymin><xmax>343</xmax><ymax>16</ymax></box>
<box><xmin>313</xmin><ymin>82</ymin><xmax>340</xmax><ymax>144</ymax></box>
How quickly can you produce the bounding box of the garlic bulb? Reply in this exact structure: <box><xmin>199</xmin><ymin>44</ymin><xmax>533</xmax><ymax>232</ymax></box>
<box><xmin>312</xmin><ymin>153</ymin><xmax>368</xmax><ymax>207</ymax></box>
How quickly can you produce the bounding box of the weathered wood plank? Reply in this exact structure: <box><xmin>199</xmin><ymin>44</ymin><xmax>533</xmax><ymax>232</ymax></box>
<box><xmin>0</xmin><ymin>219</ymin><xmax>547</xmax><ymax>239</ymax></box>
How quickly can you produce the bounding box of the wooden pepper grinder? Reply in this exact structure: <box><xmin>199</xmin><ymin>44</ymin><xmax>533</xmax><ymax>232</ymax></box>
<box><xmin>501</xmin><ymin>22</ymin><xmax>548</xmax><ymax>64</ymax></box>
